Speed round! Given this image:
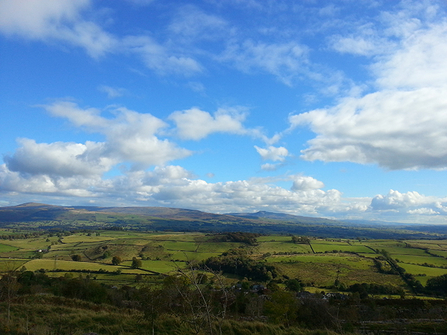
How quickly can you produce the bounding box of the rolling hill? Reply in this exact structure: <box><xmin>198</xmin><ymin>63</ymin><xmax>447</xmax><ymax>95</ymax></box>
<box><xmin>0</xmin><ymin>202</ymin><xmax>446</xmax><ymax>239</ymax></box>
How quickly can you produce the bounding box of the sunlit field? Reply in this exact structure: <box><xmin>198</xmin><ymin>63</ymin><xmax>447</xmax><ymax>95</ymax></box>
<box><xmin>1</xmin><ymin>231</ymin><xmax>447</xmax><ymax>296</ymax></box>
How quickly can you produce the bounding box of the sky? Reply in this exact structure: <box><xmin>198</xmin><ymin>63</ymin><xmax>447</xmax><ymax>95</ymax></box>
<box><xmin>1</xmin><ymin>0</ymin><xmax>447</xmax><ymax>224</ymax></box>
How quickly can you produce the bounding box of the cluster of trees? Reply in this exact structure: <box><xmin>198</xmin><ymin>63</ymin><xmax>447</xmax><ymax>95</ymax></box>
<box><xmin>291</xmin><ymin>235</ymin><xmax>310</xmax><ymax>244</ymax></box>
<box><xmin>211</xmin><ymin>232</ymin><xmax>260</xmax><ymax>245</ymax></box>
<box><xmin>0</xmin><ymin>232</ymin><xmax>44</xmax><ymax>240</ymax></box>
<box><xmin>200</xmin><ymin>248</ymin><xmax>278</xmax><ymax>282</ymax></box>
<box><xmin>111</xmin><ymin>256</ymin><xmax>122</xmax><ymax>265</ymax></box>
<box><xmin>347</xmin><ymin>283</ymin><xmax>405</xmax><ymax>298</ymax></box>
<box><xmin>425</xmin><ymin>274</ymin><xmax>447</xmax><ymax>296</ymax></box>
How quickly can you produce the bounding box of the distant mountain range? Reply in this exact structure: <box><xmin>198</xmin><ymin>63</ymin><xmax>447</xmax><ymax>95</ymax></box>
<box><xmin>226</xmin><ymin>210</ymin><xmax>344</xmax><ymax>225</ymax></box>
<box><xmin>0</xmin><ymin>202</ymin><xmax>343</xmax><ymax>225</ymax></box>
<box><xmin>0</xmin><ymin>202</ymin><xmax>445</xmax><ymax>239</ymax></box>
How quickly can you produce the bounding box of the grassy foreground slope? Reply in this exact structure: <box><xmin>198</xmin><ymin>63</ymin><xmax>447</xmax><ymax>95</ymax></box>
<box><xmin>1</xmin><ymin>295</ymin><xmax>345</xmax><ymax>335</ymax></box>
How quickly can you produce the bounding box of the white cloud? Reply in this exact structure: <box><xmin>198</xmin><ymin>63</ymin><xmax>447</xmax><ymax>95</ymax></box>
<box><xmin>169</xmin><ymin>107</ymin><xmax>248</xmax><ymax>140</ymax></box>
<box><xmin>291</xmin><ymin>176</ymin><xmax>324</xmax><ymax>191</ymax></box>
<box><xmin>143</xmin><ymin>173</ymin><xmax>344</xmax><ymax>215</ymax></box>
<box><xmin>291</xmin><ymin>10</ymin><xmax>447</xmax><ymax>170</ymax></box>
<box><xmin>290</xmin><ymin>87</ymin><xmax>447</xmax><ymax>170</ymax></box>
<box><xmin>260</xmin><ymin>163</ymin><xmax>280</xmax><ymax>171</ymax></box>
<box><xmin>168</xmin><ymin>5</ymin><xmax>228</xmax><ymax>40</ymax></box>
<box><xmin>408</xmin><ymin>208</ymin><xmax>439</xmax><ymax>215</ymax></box>
<box><xmin>371</xmin><ymin>190</ymin><xmax>429</xmax><ymax>210</ymax></box>
<box><xmin>4</xmin><ymin>138</ymin><xmax>113</xmax><ymax>177</ymax></box>
<box><xmin>367</xmin><ymin>189</ymin><xmax>447</xmax><ymax>221</ymax></box>
<box><xmin>255</xmin><ymin>145</ymin><xmax>289</xmax><ymax>162</ymax></box>
<box><xmin>0</xmin><ymin>1</ymin><xmax>203</xmax><ymax>74</ymax></box>
<box><xmin>43</xmin><ymin>101</ymin><xmax>191</xmax><ymax>171</ymax></box>
<box><xmin>0</xmin><ymin>0</ymin><xmax>116</xmax><ymax>58</ymax></box>
<box><xmin>0</xmin><ymin>163</ymin><xmax>100</xmax><ymax>197</ymax></box>
<box><xmin>6</xmin><ymin>153</ymin><xmax>447</xmax><ymax>222</ymax></box>
<box><xmin>0</xmin><ymin>163</ymin><xmax>352</xmax><ymax>217</ymax></box>
<box><xmin>0</xmin><ymin>0</ymin><xmax>89</xmax><ymax>37</ymax></box>
<box><xmin>330</xmin><ymin>35</ymin><xmax>390</xmax><ymax>56</ymax></box>
<box><xmin>220</xmin><ymin>40</ymin><xmax>309</xmax><ymax>85</ymax></box>
<box><xmin>98</xmin><ymin>85</ymin><xmax>127</xmax><ymax>98</ymax></box>
<box><xmin>329</xmin><ymin>19</ymin><xmax>395</xmax><ymax>57</ymax></box>
<box><xmin>373</xmin><ymin>22</ymin><xmax>447</xmax><ymax>90</ymax></box>
<box><xmin>124</xmin><ymin>35</ymin><xmax>203</xmax><ymax>76</ymax></box>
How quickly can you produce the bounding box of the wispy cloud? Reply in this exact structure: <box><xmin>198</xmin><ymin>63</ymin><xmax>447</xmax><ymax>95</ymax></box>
<box><xmin>168</xmin><ymin>5</ymin><xmax>229</xmax><ymax>41</ymax></box>
<box><xmin>98</xmin><ymin>85</ymin><xmax>128</xmax><ymax>98</ymax></box>
<box><xmin>0</xmin><ymin>0</ymin><xmax>116</xmax><ymax>58</ymax></box>
<box><xmin>123</xmin><ymin>35</ymin><xmax>203</xmax><ymax>76</ymax></box>
<box><xmin>220</xmin><ymin>40</ymin><xmax>309</xmax><ymax>85</ymax></box>
<box><xmin>0</xmin><ymin>0</ymin><xmax>202</xmax><ymax>75</ymax></box>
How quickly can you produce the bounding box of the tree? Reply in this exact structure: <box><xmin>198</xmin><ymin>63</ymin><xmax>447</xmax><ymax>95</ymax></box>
<box><xmin>112</xmin><ymin>256</ymin><xmax>122</xmax><ymax>265</ymax></box>
<box><xmin>285</xmin><ymin>278</ymin><xmax>302</xmax><ymax>292</ymax></box>
<box><xmin>426</xmin><ymin>274</ymin><xmax>447</xmax><ymax>296</ymax></box>
<box><xmin>264</xmin><ymin>291</ymin><xmax>298</xmax><ymax>326</ymax></box>
<box><xmin>291</xmin><ymin>235</ymin><xmax>310</xmax><ymax>244</ymax></box>
<box><xmin>71</xmin><ymin>254</ymin><xmax>82</xmax><ymax>261</ymax></box>
<box><xmin>131</xmin><ymin>257</ymin><xmax>142</xmax><ymax>268</ymax></box>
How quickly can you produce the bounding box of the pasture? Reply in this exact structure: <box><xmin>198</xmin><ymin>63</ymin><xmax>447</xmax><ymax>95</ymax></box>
<box><xmin>1</xmin><ymin>231</ymin><xmax>447</xmax><ymax>295</ymax></box>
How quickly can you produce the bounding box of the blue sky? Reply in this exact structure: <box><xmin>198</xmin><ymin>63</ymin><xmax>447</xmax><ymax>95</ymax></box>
<box><xmin>1</xmin><ymin>0</ymin><xmax>447</xmax><ymax>224</ymax></box>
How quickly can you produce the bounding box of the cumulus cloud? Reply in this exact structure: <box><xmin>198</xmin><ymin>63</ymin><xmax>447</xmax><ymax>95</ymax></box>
<box><xmin>0</xmin><ymin>163</ymin><xmax>351</xmax><ymax>216</ymax></box>
<box><xmin>365</xmin><ymin>189</ymin><xmax>447</xmax><ymax>222</ymax></box>
<box><xmin>0</xmin><ymin>163</ymin><xmax>100</xmax><ymax>197</ymax></box>
<box><xmin>2</xmin><ymin>101</ymin><xmax>191</xmax><ymax>179</ymax></box>
<box><xmin>128</xmin><ymin>171</ymin><xmax>344</xmax><ymax>215</ymax></box>
<box><xmin>370</xmin><ymin>190</ymin><xmax>429</xmax><ymax>210</ymax></box>
<box><xmin>291</xmin><ymin>176</ymin><xmax>324</xmax><ymax>191</ymax></box>
<box><xmin>169</xmin><ymin>107</ymin><xmax>249</xmax><ymax>140</ymax></box>
<box><xmin>290</xmin><ymin>7</ymin><xmax>447</xmax><ymax>170</ymax></box>
<box><xmin>255</xmin><ymin>145</ymin><xmax>289</xmax><ymax>162</ymax></box>
<box><xmin>369</xmin><ymin>189</ymin><xmax>447</xmax><ymax>218</ymax></box>
<box><xmin>4</xmin><ymin>139</ymin><xmax>113</xmax><ymax>177</ymax></box>
<box><xmin>290</xmin><ymin>87</ymin><xmax>447</xmax><ymax>170</ymax></box>
<box><xmin>46</xmin><ymin>101</ymin><xmax>191</xmax><ymax>169</ymax></box>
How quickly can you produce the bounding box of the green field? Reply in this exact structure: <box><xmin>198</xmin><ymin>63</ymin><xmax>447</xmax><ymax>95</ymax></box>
<box><xmin>0</xmin><ymin>242</ymin><xmax>18</xmax><ymax>252</ymax></box>
<box><xmin>2</xmin><ymin>231</ymin><xmax>447</xmax><ymax>296</ymax></box>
